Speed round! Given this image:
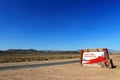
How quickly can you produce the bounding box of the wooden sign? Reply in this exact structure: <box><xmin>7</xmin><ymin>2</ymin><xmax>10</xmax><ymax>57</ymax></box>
<box><xmin>80</xmin><ymin>48</ymin><xmax>112</xmax><ymax>68</ymax></box>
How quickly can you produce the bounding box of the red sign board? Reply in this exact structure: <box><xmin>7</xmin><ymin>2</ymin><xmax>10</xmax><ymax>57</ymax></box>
<box><xmin>82</xmin><ymin>52</ymin><xmax>106</xmax><ymax>64</ymax></box>
<box><xmin>80</xmin><ymin>48</ymin><xmax>110</xmax><ymax>65</ymax></box>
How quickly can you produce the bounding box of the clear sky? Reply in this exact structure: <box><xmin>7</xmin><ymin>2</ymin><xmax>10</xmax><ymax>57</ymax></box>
<box><xmin>0</xmin><ymin>0</ymin><xmax>120</xmax><ymax>50</ymax></box>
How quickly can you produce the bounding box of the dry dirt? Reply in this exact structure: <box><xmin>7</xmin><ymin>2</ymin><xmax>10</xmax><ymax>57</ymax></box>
<box><xmin>0</xmin><ymin>54</ymin><xmax>120</xmax><ymax>80</ymax></box>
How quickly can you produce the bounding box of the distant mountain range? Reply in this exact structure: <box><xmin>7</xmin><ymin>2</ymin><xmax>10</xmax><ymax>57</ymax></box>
<box><xmin>108</xmin><ymin>49</ymin><xmax>120</xmax><ymax>53</ymax></box>
<box><xmin>0</xmin><ymin>49</ymin><xmax>120</xmax><ymax>54</ymax></box>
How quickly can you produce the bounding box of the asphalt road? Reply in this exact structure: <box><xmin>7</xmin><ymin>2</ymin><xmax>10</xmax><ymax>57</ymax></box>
<box><xmin>0</xmin><ymin>60</ymin><xmax>79</xmax><ymax>71</ymax></box>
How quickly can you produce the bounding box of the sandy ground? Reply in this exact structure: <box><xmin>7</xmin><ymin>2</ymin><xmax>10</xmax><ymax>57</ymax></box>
<box><xmin>0</xmin><ymin>55</ymin><xmax>120</xmax><ymax>80</ymax></box>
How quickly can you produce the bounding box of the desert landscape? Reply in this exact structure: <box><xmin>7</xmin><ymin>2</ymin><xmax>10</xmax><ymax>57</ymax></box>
<box><xmin>0</xmin><ymin>54</ymin><xmax>120</xmax><ymax>80</ymax></box>
<box><xmin>0</xmin><ymin>0</ymin><xmax>120</xmax><ymax>80</ymax></box>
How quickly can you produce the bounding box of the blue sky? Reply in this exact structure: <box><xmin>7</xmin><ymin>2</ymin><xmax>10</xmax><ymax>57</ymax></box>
<box><xmin>0</xmin><ymin>0</ymin><xmax>120</xmax><ymax>50</ymax></box>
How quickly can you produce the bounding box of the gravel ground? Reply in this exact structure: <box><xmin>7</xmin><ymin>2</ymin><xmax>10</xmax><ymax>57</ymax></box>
<box><xmin>0</xmin><ymin>55</ymin><xmax>120</xmax><ymax>80</ymax></box>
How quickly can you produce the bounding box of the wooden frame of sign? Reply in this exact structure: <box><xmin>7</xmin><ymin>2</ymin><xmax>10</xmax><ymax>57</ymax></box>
<box><xmin>80</xmin><ymin>48</ymin><xmax>110</xmax><ymax>68</ymax></box>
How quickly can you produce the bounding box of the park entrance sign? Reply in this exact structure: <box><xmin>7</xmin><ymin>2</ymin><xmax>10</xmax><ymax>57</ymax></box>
<box><xmin>80</xmin><ymin>48</ymin><xmax>114</xmax><ymax>68</ymax></box>
<box><xmin>82</xmin><ymin>52</ymin><xmax>106</xmax><ymax>64</ymax></box>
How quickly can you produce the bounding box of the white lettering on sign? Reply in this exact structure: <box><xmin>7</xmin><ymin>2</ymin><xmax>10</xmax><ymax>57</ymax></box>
<box><xmin>82</xmin><ymin>52</ymin><xmax>106</xmax><ymax>64</ymax></box>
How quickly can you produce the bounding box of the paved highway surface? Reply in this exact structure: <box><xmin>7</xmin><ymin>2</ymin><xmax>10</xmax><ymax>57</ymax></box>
<box><xmin>0</xmin><ymin>60</ymin><xmax>79</xmax><ymax>71</ymax></box>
